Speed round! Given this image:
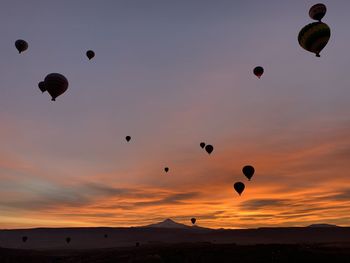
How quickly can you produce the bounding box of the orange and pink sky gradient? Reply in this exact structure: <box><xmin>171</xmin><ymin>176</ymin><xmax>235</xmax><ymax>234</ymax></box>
<box><xmin>0</xmin><ymin>0</ymin><xmax>349</xmax><ymax>229</ymax></box>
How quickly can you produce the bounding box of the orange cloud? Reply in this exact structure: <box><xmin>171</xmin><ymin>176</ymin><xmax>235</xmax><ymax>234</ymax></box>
<box><xmin>0</xmin><ymin>116</ymin><xmax>349</xmax><ymax>229</ymax></box>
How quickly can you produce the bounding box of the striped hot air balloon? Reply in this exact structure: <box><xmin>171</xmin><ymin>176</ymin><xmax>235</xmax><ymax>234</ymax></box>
<box><xmin>298</xmin><ymin>22</ymin><xmax>330</xmax><ymax>57</ymax></box>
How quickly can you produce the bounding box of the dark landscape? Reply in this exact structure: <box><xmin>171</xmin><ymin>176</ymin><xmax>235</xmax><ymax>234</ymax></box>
<box><xmin>1</xmin><ymin>242</ymin><xmax>350</xmax><ymax>263</ymax></box>
<box><xmin>1</xmin><ymin>220</ymin><xmax>350</xmax><ymax>262</ymax></box>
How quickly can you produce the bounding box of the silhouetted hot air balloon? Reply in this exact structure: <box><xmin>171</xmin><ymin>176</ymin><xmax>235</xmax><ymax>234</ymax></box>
<box><xmin>298</xmin><ymin>22</ymin><xmax>330</xmax><ymax>57</ymax></box>
<box><xmin>86</xmin><ymin>50</ymin><xmax>95</xmax><ymax>60</ymax></box>
<box><xmin>205</xmin><ymin>144</ymin><xmax>213</xmax><ymax>155</ymax></box>
<box><xmin>234</xmin><ymin>182</ymin><xmax>245</xmax><ymax>196</ymax></box>
<box><xmin>242</xmin><ymin>165</ymin><xmax>255</xmax><ymax>181</ymax></box>
<box><xmin>66</xmin><ymin>237</ymin><xmax>71</xmax><ymax>244</ymax></box>
<box><xmin>200</xmin><ymin>142</ymin><xmax>206</xmax><ymax>149</ymax></box>
<box><xmin>38</xmin><ymin>81</ymin><xmax>46</xmax><ymax>93</ymax></box>
<box><xmin>191</xmin><ymin>218</ymin><xmax>196</xmax><ymax>225</ymax></box>
<box><xmin>15</xmin><ymin>39</ymin><xmax>28</xmax><ymax>53</ymax></box>
<box><xmin>253</xmin><ymin>66</ymin><xmax>264</xmax><ymax>79</ymax></box>
<box><xmin>309</xmin><ymin>3</ymin><xmax>327</xmax><ymax>21</ymax></box>
<box><xmin>42</xmin><ymin>73</ymin><xmax>69</xmax><ymax>101</ymax></box>
<box><xmin>22</xmin><ymin>236</ymin><xmax>28</xmax><ymax>243</ymax></box>
<box><xmin>126</xmin><ymin>136</ymin><xmax>131</xmax><ymax>142</ymax></box>
<box><xmin>164</xmin><ymin>167</ymin><xmax>169</xmax><ymax>173</ymax></box>
<box><xmin>104</xmin><ymin>234</ymin><xmax>108</xmax><ymax>238</ymax></box>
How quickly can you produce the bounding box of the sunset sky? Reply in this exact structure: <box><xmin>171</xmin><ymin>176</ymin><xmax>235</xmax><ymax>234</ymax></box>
<box><xmin>0</xmin><ymin>0</ymin><xmax>349</xmax><ymax>229</ymax></box>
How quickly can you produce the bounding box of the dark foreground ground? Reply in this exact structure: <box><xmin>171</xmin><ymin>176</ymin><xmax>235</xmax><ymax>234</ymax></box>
<box><xmin>1</xmin><ymin>243</ymin><xmax>350</xmax><ymax>263</ymax></box>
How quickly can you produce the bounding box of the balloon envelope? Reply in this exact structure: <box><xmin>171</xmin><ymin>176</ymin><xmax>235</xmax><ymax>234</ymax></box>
<box><xmin>242</xmin><ymin>165</ymin><xmax>255</xmax><ymax>181</ymax></box>
<box><xmin>126</xmin><ymin>136</ymin><xmax>131</xmax><ymax>142</ymax></box>
<box><xmin>22</xmin><ymin>236</ymin><xmax>28</xmax><ymax>243</ymax></box>
<box><xmin>86</xmin><ymin>50</ymin><xmax>95</xmax><ymax>60</ymax></box>
<box><xmin>164</xmin><ymin>167</ymin><xmax>169</xmax><ymax>173</ymax></box>
<box><xmin>298</xmin><ymin>22</ymin><xmax>330</xmax><ymax>57</ymax></box>
<box><xmin>205</xmin><ymin>144</ymin><xmax>214</xmax><ymax>154</ymax></box>
<box><xmin>191</xmin><ymin>218</ymin><xmax>196</xmax><ymax>225</ymax></box>
<box><xmin>43</xmin><ymin>73</ymin><xmax>69</xmax><ymax>101</ymax></box>
<box><xmin>200</xmin><ymin>142</ymin><xmax>205</xmax><ymax>148</ymax></box>
<box><xmin>309</xmin><ymin>3</ymin><xmax>327</xmax><ymax>21</ymax></box>
<box><xmin>253</xmin><ymin>66</ymin><xmax>264</xmax><ymax>78</ymax></box>
<box><xmin>38</xmin><ymin>81</ymin><xmax>46</xmax><ymax>93</ymax></box>
<box><xmin>66</xmin><ymin>237</ymin><xmax>71</xmax><ymax>244</ymax></box>
<box><xmin>234</xmin><ymin>182</ymin><xmax>245</xmax><ymax>196</ymax></box>
<box><xmin>15</xmin><ymin>39</ymin><xmax>28</xmax><ymax>53</ymax></box>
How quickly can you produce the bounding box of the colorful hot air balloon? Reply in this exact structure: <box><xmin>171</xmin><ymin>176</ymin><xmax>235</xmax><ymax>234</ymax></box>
<box><xmin>309</xmin><ymin>3</ymin><xmax>327</xmax><ymax>21</ymax></box>
<box><xmin>234</xmin><ymin>182</ymin><xmax>245</xmax><ymax>196</ymax></box>
<box><xmin>298</xmin><ymin>22</ymin><xmax>330</xmax><ymax>57</ymax></box>
<box><xmin>126</xmin><ymin>136</ymin><xmax>131</xmax><ymax>142</ymax></box>
<box><xmin>42</xmin><ymin>73</ymin><xmax>69</xmax><ymax>101</ymax></box>
<box><xmin>86</xmin><ymin>50</ymin><xmax>95</xmax><ymax>60</ymax></box>
<box><xmin>191</xmin><ymin>218</ymin><xmax>196</xmax><ymax>225</ymax></box>
<box><xmin>164</xmin><ymin>167</ymin><xmax>169</xmax><ymax>173</ymax></box>
<box><xmin>22</xmin><ymin>236</ymin><xmax>28</xmax><ymax>243</ymax></box>
<box><xmin>205</xmin><ymin>144</ymin><xmax>214</xmax><ymax>155</ymax></box>
<box><xmin>253</xmin><ymin>66</ymin><xmax>264</xmax><ymax>79</ymax></box>
<box><xmin>200</xmin><ymin>142</ymin><xmax>206</xmax><ymax>149</ymax></box>
<box><xmin>15</xmin><ymin>39</ymin><xmax>28</xmax><ymax>54</ymax></box>
<box><xmin>242</xmin><ymin>165</ymin><xmax>255</xmax><ymax>181</ymax></box>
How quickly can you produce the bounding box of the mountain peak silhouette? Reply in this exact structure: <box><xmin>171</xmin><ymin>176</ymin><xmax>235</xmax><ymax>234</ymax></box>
<box><xmin>146</xmin><ymin>218</ymin><xmax>190</xmax><ymax>229</ymax></box>
<box><xmin>307</xmin><ymin>224</ymin><xmax>339</xmax><ymax>228</ymax></box>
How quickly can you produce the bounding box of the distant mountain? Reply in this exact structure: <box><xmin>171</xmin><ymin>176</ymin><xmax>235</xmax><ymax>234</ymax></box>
<box><xmin>146</xmin><ymin>219</ymin><xmax>196</xmax><ymax>229</ymax></box>
<box><xmin>307</xmin><ymin>224</ymin><xmax>339</xmax><ymax>228</ymax></box>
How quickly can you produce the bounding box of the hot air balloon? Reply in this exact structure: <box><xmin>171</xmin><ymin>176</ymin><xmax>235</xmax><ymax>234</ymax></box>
<box><xmin>191</xmin><ymin>218</ymin><xmax>196</xmax><ymax>225</ymax></box>
<box><xmin>205</xmin><ymin>144</ymin><xmax>214</xmax><ymax>155</ymax></box>
<box><xmin>309</xmin><ymin>3</ymin><xmax>327</xmax><ymax>21</ymax></box>
<box><xmin>41</xmin><ymin>73</ymin><xmax>69</xmax><ymax>101</ymax></box>
<box><xmin>200</xmin><ymin>142</ymin><xmax>206</xmax><ymax>149</ymax></box>
<box><xmin>86</xmin><ymin>50</ymin><xmax>95</xmax><ymax>60</ymax></box>
<box><xmin>234</xmin><ymin>182</ymin><xmax>245</xmax><ymax>196</ymax></box>
<box><xmin>298</xmin><ymin>22</ymin><xmax>330</xmax><ymax>57</ymax></box>
<box><xmin>104</xmin><ymin>234</ymin><xmax>108</xmax><ymax>238</ymax></box>
<box><xmin>164</xmin><ymin>167</ymin><xmax>169</xmax><ymax>173</ymax></box>
<box><xmin>126</xmin><ymin>136</ymin><xmax>131</xmax><ymax>142</ymax></box>
<box><xmin>15</xmin><ymin>39</ymin><xmax>28</xmax><ymax>53</ymax></box>
<box><xmin>253</xmin><ymin>66</ymin><xmax>264</xmax><ymax>79</ymax></box>
<box><xmin>22</xmin><ymin>236</ymin><xmax>28</xmax><ymax>243</ymax></box>
<box><xmin>38</xmin><ymin>81</ymin><xmax>46</xmax><ymax>93</ymax></box>
<box><xmin>242</xmin><ymin>165</ymin><xmax>255</xmax><ymax>181</ymax></box>
<box><xmin>66</xmin><ymin>237</ymin><xmax>71</xmax><ymax>244</ymax></box>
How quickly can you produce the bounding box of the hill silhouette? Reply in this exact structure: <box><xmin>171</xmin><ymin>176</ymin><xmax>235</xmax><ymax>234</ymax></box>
<box><xmin>146</xmin><ymin>218</ymin><xmax>191</xmax><ymax>229</ymax></box>
<box><xmin>307</xmin><ymin>224</ymin><xmax>339</xmax><ymax>228</ymax></box>
<box><xmin>0</xmin><ymin>219</ymin><xmax>350</xmax><ymax>250</ymax></box>
<box><xmin>145</xmin><ymin>219</ymin><xmax>211</xmax><ymax>232</ymax></box>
